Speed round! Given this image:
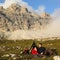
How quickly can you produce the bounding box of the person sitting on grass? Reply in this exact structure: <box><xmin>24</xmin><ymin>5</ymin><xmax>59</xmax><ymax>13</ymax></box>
<box><xmin>22</xmin><ymin>48</ymin><xmax>29</xmax><ymax>54</ymax></box>
<box><xmin>31</xmin><ymin>47</ymin><xmax>38</xmax><ymax>55</ymax></box>
<box><xmin>37</xmin><ymin>43</ymin><xmax>46</xmax><ymax>56</ymax></box>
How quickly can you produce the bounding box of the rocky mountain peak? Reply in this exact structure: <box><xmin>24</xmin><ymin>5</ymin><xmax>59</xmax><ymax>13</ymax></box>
<box><xmin>6</xmin><ymin>3</ymin><xmax>29</xmax><ymax>13</ymax></box>
<box><xmin>0</xmin><ymin>6</ymin><xmax>4</xmax><ymax>11</ymax></box>
<box><xmin>0</xmin><ymin>3</ymin><xmax>51</xmax><ymax>32</ymax></box>
<box><xmin>40</xmin><ymin>12</ymin><xmax>50</xmax><ymax>18</ymax></box>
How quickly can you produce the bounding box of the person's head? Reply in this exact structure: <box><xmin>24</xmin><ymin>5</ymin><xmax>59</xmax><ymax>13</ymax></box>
<box><xmin>38</xmin><ymin>43</ymin><xmax>42</xmax><ymax>47</ymax></box>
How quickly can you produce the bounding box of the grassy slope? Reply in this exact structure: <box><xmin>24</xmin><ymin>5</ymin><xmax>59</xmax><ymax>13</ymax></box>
<box><xmin>0</xmin><ymin>39</ymin><xmax>60</xmax><ymax>60</ymax></box>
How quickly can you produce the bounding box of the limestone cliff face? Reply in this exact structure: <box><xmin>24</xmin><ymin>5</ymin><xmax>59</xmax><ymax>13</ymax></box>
<box><xmin>0</xmin><ymin>3</ymin><xmax>51</xmax><ymax>32</ymax></box>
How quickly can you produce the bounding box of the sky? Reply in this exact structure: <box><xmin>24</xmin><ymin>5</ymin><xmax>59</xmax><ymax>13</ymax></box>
<box><xmin>24</xmin><ymin>0</ymin><xmax>60</xmax><ymax>13</ymax></box>
<box><xmin>0</xmin><ymin>0</ymin><xmax>60</xmax><ymax>14</ymax></box>
<box><xmin>0</xmin><ymin>0</ymin><xmax>5</xmax><ymax>3</ymax></box>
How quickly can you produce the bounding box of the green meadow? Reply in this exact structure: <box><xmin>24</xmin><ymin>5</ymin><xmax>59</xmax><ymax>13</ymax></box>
<box><xmin>0</xmin><ymin>39</ymin><xmax>60</xmax><ymax>60</ymax></box>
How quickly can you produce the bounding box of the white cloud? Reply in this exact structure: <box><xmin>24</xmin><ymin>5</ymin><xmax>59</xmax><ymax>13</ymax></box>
<box><xmin>35</xmin><ymin>6</ymin><xmax>45</xmax><ymax>14</ymax></box>
<box><xmin>0</xmin><ymin>3</ymin><xmax>3</xmax><ymax>6</ymax></box>
<box><xmin>44</xmin><ymin>8</ymin><xmax>60</xmax><ymax>37</ymax></box>
<box><xmin>52</xmin><ymin>8</ymin><xmax>60</xmax><ymax>18</ymax></box>
<box><xmin>3</xmin><ymin>0</ymin><xmax>20</xmax><ymax>9</ymax></box>
<box><xmin>0</xmin><ymin>0</ymin><xmax>34</xmax><ymax>12</ymax></box>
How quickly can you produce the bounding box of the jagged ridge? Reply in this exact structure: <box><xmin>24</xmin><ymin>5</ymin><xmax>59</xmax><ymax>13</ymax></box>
<box><xmin>0</xmin><ymin>3</ymin><xmax>51</xmax><ymax>32</ymax></box>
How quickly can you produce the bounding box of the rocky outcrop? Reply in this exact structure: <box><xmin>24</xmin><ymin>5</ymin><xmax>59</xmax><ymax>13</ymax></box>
<box><xmin>0</xmin><ymin>3</ymin><xmax>51</xmax><ymax>32</ymax></box>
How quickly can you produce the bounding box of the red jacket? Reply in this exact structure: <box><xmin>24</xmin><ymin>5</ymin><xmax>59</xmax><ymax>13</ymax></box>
<box><xmin>31</xmin><ymin>49</ymin><xmax>38</xmax><ymax>55</ymax></box>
